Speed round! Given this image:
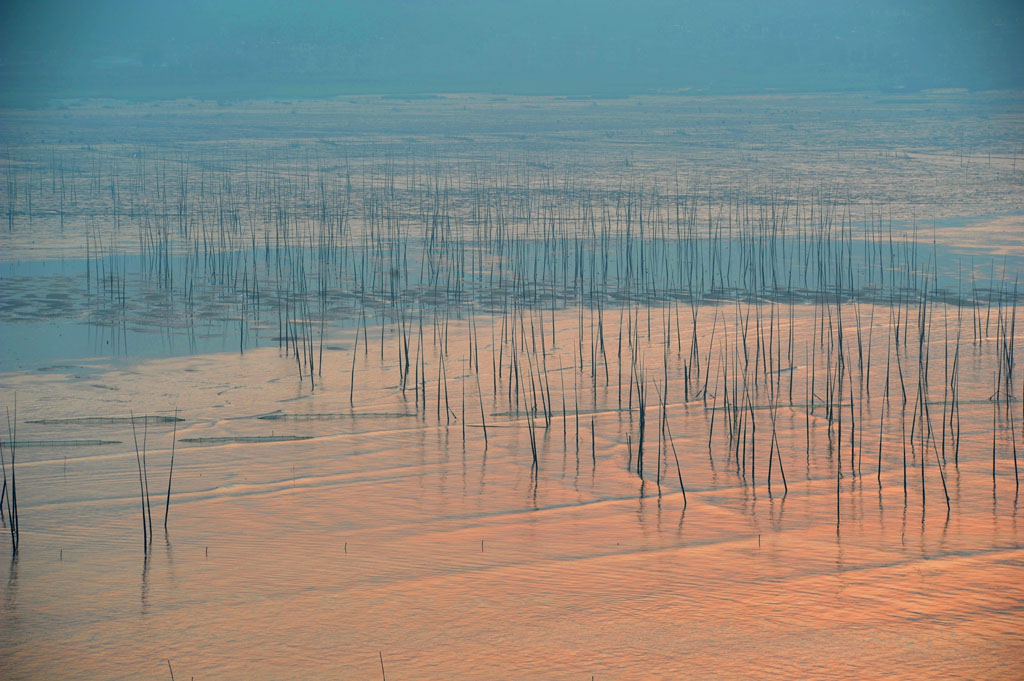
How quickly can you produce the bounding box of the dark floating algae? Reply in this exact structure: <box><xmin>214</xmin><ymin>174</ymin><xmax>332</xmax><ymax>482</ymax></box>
<box><xmin>178</xmin><ymin>435</ymin><xmax>313</xmax><ymax>444</ymax></box>
<box><xmin>26</xmin><ymin>416</ymin><xmax>185</xmax><ymax>425</ymax></box>
<box><xmin>1</xmin><ymin>439</ymin><xmax>122</xmax><ymax>447</ymax></box>
<box><xmin>257</xmin><ymin>412</ymin><xmax>416</xmax><ymax>421</ymax></box>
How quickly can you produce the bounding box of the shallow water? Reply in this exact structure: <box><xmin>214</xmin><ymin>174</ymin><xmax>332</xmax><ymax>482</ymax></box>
<box><xmin>2</xmin><ymin>305</ymin><xmax>1022</xmax><ymax>680</ymax></box>
<box><xmin>4</xmin><ymin>229</ymin><xmax>1021</xmax><ymax>373</ymax></box>
<box><xmin>2</xmin><ymin>94</ymin><xmax>1023</xmax><ymax>678</ymax></box>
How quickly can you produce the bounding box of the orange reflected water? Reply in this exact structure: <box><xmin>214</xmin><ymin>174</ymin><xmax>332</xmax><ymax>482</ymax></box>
<box><xmin>1</xmin><ymin>304</ymin><xmax>1022</xmax><ymax>679</ymax></box>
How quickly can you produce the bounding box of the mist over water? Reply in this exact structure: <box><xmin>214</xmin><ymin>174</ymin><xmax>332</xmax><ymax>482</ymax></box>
<box><xmin>2</xmin><ymin>1</ymin><xmax>1024</xmax><ymax>102</ymax></box>
<box><xmin>1</xmin><ymin>3</ymin><xmax>1023</xmax><ymax>680</ymax></box>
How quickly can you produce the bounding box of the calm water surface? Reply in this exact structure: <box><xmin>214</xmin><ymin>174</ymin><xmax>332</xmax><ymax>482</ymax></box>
<box><xmin>2</xmin><ymin>306</ymin><xmax>1022</xmax><ymax>680</ymax></box>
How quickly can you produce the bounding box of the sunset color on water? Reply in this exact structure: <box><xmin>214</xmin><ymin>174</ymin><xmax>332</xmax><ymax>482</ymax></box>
<box><xmin>2</xmin><ymin>3</ymin><xmax>1023</xmax><ymax>679</ymax></box>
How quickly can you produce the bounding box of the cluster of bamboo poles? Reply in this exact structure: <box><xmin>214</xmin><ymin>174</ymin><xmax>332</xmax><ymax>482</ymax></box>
<box><xmin>2</xmin><ymin>146</ymin><xmax>1022</xmax><ymax>553</ymax></box>
<box><xmin>58</xmin><ymin>151</ymin><xmax>1008</xmax><ymax>396</ymax></box>
<box><xmin>1</xmin><ymin>402</ymin><xmax>19</xmax><ymax>554</ymax></box>
<box><xmin>338</xmin><ymin>256</ymin><xmax>1019</xmax><ymax>518</ymax></box>
<box><xmin>129</xmin><ymin>411</ymin><xmax>178</xmax><ymax>553</ymax></box>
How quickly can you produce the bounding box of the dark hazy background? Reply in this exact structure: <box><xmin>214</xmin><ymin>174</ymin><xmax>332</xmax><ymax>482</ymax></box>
<box><xmin>2</xmin><ymin>0</ymin><xmax>1022</xmax><ymax>103</ymax></box>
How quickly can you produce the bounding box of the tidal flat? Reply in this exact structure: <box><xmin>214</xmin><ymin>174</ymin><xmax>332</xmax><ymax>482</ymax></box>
<box><xmin>1</xmin><ymin>92</ymin><xmax>1023</xmax><ymax>679</ymax></box>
